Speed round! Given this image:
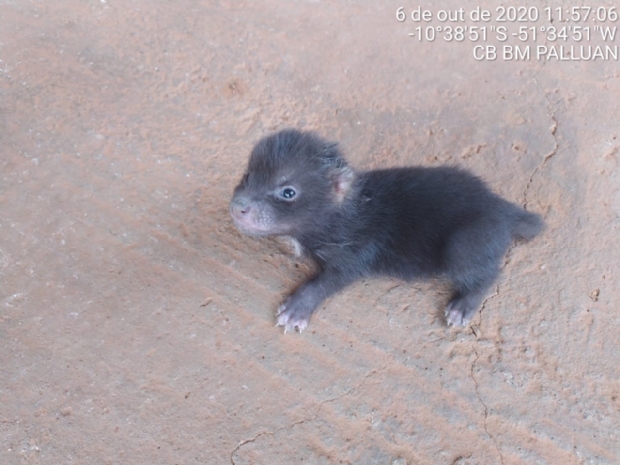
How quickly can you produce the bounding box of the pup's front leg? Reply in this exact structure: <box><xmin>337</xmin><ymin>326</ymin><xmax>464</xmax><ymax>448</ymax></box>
<box><xmin>276</xmin><ymin>269</ymin><xmax>357</xmax><ymax>333</ymax></box>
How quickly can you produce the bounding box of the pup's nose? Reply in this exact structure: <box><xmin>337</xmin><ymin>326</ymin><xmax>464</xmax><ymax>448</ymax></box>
<box><xmin>230</xmin><ymin>198</ymin><xmax>251</xmax><ymax>219</ymax></box>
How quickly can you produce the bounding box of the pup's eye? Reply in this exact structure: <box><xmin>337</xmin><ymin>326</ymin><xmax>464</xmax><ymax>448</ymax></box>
<box><xmin>279</xmin><ymin>187</ymin><xmax>297</xmax><ymax>200</ymax></box>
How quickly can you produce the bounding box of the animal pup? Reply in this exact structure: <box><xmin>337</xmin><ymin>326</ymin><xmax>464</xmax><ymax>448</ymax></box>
<box><xmin>230</xmin><ymin>129</ymin><xmax>543</xmax><ymax>333</ymax></box>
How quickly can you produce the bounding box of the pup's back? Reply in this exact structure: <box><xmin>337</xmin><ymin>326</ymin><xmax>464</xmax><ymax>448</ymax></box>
<box><xmin>340</xmin><ymin>167</ymin><xmax>541</xmax><ymax>281</ymax></box>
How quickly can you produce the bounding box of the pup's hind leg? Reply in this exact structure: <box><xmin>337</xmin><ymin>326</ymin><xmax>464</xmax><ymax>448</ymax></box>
<box><xmin>443</xmin><ymin>220</ymin><xmax>511</xmax><ymax>327</ymax></box>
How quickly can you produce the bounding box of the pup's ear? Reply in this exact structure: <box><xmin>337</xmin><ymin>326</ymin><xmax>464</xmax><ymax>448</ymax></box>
<box><xmin>321</xmin><ymin>143</ymin><xmax>355</xmax><ymax>203</ymax></box>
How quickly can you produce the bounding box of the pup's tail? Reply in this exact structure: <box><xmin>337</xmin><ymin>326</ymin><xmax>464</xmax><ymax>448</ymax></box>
<box><xmin>512</xmin><ymin>209</ymin><xmax>544</xmax><ymax>241</ymax></box>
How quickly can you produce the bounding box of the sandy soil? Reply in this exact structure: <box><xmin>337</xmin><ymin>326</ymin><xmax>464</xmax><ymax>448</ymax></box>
<box><xmin>1</xmin><ymin>1</ymin><xmax>619</xmax><ymax>464</ymax></box>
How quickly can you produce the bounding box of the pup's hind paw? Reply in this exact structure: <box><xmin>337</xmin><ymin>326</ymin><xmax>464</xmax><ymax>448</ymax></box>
<box><xmin>445</xmin><ymin>300</ymin><xmax>472</xmax><ymax>327</ymax></box>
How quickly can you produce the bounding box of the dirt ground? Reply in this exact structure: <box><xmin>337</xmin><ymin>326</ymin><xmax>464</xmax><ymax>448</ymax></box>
<box><xmin>1</xmin><ymin>1</ymin><xmax>619</xmax><ymax>464</ymax></box>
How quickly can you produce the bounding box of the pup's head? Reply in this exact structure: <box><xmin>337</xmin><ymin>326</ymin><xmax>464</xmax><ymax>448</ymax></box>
<box><xmin>230</xmin><ymin>129</ymin><xmax>355</xmax><ymax>237</ymax></box>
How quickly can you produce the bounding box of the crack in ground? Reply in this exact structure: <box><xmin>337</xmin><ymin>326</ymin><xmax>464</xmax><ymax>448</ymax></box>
<box><xmin>475</xmin><ymin>247</ymin><xmax>513</xmax><ymax>329</ymax></box>
<box><xmin>523</xmin><ymin>78</ymin><xmax>559</xmax><ymax>209</ymax></box>
<box><xmin>230</xmin><ymin>365</ymin><xmax>386</xmax><ymax>464</ymax></box>
<box><xmin>476</xmin><ymin>284</ymin><xmax>500</xmax><ymax>328</ymax></box>
<box><xmin>470</xmin><ymin>348</ymin><xmax>506</xmax><ymax>465</ymax></box>
<box><xmin>475</xmin><ymin>217</ymin><xmax>521</xmax><ymax>331</ymax></box>
<box><xmin>467</xmin><ymin>76</ymin><xmax>554</xmax><ymax>465</ymax></box>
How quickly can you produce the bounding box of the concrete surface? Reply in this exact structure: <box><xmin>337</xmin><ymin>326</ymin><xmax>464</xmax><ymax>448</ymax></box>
<box><xmin>1</xmin><ymin>1</ymin><xmax>619</xmax><ymax>464</ymax></box>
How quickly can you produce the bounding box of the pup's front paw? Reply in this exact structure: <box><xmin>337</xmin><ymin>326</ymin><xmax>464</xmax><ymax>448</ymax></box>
<box><xmin>276</xmin><ymin>295</ymin><xmax>313</xmax><ymax>334</ymax></box>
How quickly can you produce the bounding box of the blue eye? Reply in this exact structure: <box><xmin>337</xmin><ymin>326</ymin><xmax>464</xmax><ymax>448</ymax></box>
<box><xmin>280</xmin><ymin>187</ymin><xmax>297</xmax><ymax>200</ymax></box>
